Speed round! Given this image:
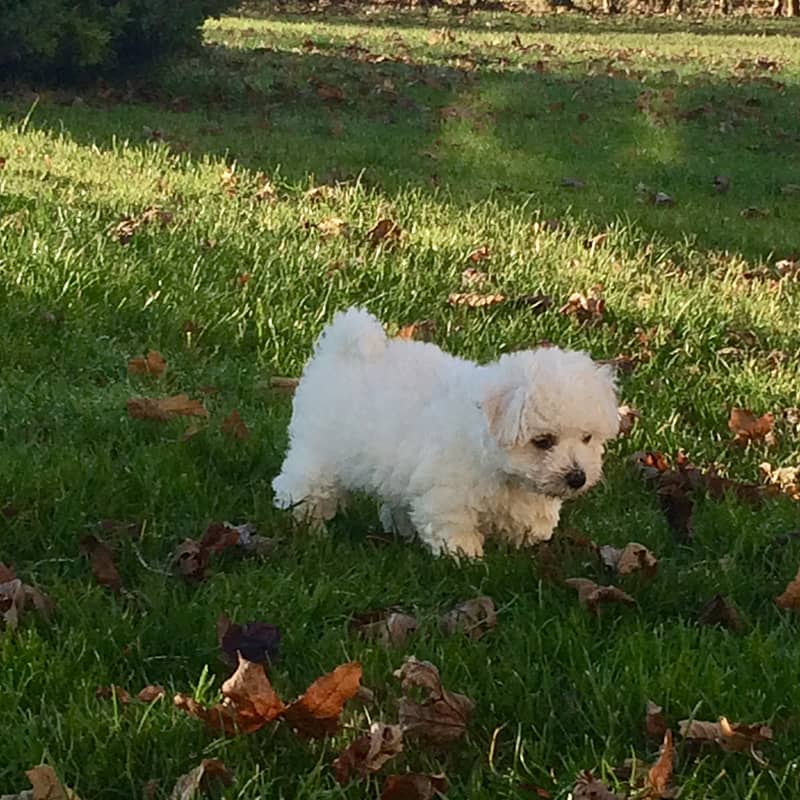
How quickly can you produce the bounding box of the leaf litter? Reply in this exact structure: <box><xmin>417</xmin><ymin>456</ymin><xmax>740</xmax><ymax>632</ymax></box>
<box><xmin>0</xmin><ymin>563</ymin><xmax>52</xmax><ymax>630</ymax></box>
<box><xmin>332</xmin><ymin>722</ymin><xmax>404</xmax><ymax>784</ymax></box>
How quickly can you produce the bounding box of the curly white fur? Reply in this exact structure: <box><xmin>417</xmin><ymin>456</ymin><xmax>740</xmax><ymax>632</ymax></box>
<box><xmin>272</xmin><ymin>307</ymin><xmax>619</xmax><ymax>558</ymax></box>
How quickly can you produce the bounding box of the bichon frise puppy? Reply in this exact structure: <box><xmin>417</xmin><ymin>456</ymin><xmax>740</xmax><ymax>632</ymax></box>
<box><xmin>272</xmin><ymin>307</ymin><xmax>619</xmax><ymax>558</ymax></box>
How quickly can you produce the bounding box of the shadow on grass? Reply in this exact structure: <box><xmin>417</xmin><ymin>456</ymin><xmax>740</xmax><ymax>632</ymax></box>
<box><xmin>2</xmin><ymin>15</ymin><xmax>800</xmax><ymax>262</ymax></box>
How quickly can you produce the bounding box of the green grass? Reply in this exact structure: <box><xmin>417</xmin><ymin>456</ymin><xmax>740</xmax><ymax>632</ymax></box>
<box><xmin>2</xmin><ymin>6</ymin><xmax>800</xmax><ymax>798</ymax></box>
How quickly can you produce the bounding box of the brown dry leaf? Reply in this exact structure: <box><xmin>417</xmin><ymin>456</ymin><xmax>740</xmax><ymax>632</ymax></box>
<box><xmin>175</xmin><ymin>655</ymin><xmax>285</xmax><ymax>736</ymax></box>
<box><xmin>461</xmin><ymin>267</ymin><xmax>488</xmax><ymax>287</ymax></box>
<box><xmin>333</xmin><ymin>722</ymin><xmax>404</xmax><ymax>784</ymax></box>
<box><xmin>467</xmin><ymin>245</ymin><xmax>491</xmax><ymax>263</ymax></box>
<box><xmin>559</xmin><ymin>286</ymin><xmax>605</xmax><ymax>325</ymax></box>
<box><xmin>254</xmin><ymin>176</ymin><xmax>278</xmax><ymax>203</ymax></box>
<box><xmin>647</xmin><ymin>729</ymin><xmax>675</xmax><ymax>797</ymax></box>
<box><xmin>728</xmin><ymin>407</ymin><xmax>774</xmax><ymax>445</ymax></box>
<box><xmin>572</xmin><ymin>771</ymin><xmax>620</xmax><ymax>800</ymax></box>
<box><xmin>351</xmin><ymin>608</ymin><xmax>418</xmax><ymax>648</ymax></box>
<box><xmin>127</xmin><ymin>350</ymin><xmax>167</xmax><ymax>378</ymax></box>
<box><xmin>394</xmin><ymin>656</ymin><xmax>474</xmax><ymax>743</ymax></box>
<box><xmin>220</xmin><ymin>165</ymin><xmax>237</xmax><ymax>196</ymax></box>
<box><xmin>79</xmin><ymin>535</ymin><xmax>121</xmax><ymax>594</ymax></box>
<box><xmin>127</xmin><ymin>394</ymin><xmax>208</xmax><ymax>422</ymax></box>
<box><xmin>679</xmin><ymin>717</ymin><xmax>773</xmax><ymax>753</ymax></box>
<box><xmin>447</xmin><ymin>292</ymin><xmax>505</xmax><ymax>309</ymax></box>
<box><xmin>599</xmin><ymin>542</ymin><xmax>658</xmax><ymax>577</ymax></box>
<box><xmin>740</xmin><ymin>206</ymin><xmax>770</xmax><ymax>219</ymax></box>
<box><xmin>282</xmin><ymin>661</ymin><xmax>363</xmax><ymax>738</ymax></box>
<box><xmin>565</xmin><ymin>578</ymin><xmax>636</xmax><ymax>617</ymax></box>
<box><xmin>317</xmin><ymin>216</ymin><xmax>349</xmax><ymax>238</ymax></box>
<box><xmin>174</xmin><ymin>538</ymin><xmax>208</xmax><ymax>581</ymax></box>
<box><xmin>381</xmin><ymin>773</ymin><xmax>448</xmax><ymax>800</ymax></box>
<box><xmin>396</xmin><ymin>320</ymin><xmax>436</xmax><ymax>342</ymax></box>
<box><xmin>0</xmin><ymin>156</ymin><xmax>6</xmax><ymax>169</ymax></box>
<box><xmin>316</xmin><ymin>83</ymin><xmax>345</xmax><ymax>102</ymax></box>
<box><xmin>0</xmin><ymin>567</ymin><xmax>53</xmax><ymax>631</ymax></box>
<box><xmin>111</xmin><ymin>206</ymin><xmax>173</xmax><ymax>244</ymax></box>
<box><xmin>775</xmin><ymin>564</ymin><xmax>800</xmax><ymax>610</ymax></box>
<box><xmin>137</xmin><ymin>685</ymin><xmax>166</xmax><ymax>703</ymax></box>
<box><xmin>367</xmin><ymin>218</ymin><xmax>403</xmax><ymax>247</ymax></box>
<box><xmin>439</xmin><ymin>596</ymin><xmax>496</xmax><ymax>640</ymax></box>
<box><xmin>23</xmin><ymin>765</ymin><xmax>81</xmax><ymax>800</ymax></box>
<box><xmin>269</xmin><ymin>376</ymin><xmax>299</xmax><ymax>394</ymax></box>
<box><xmin>760</xmin><ymin>462</ymin><xmax>800</xmax><ymax>501</ymax></box>
<box><xmin>617</xmin><ymin>405</ymin><xmax>640</xmax><ymax>437</ymax></box>
<box><xmin>583</xmin><ymin>232</ymin><xmax>609</xmax><ymax>251</ymax></box>
<box><xmin>697</xmin><ymin>594</ymin><xmax>745</xmax><ymax>632</ymax></box>
<box><xmin>561</xmin><ymin>177</ymin><xmax>586</xmax><ymax>189</ymax></box>
<box><xmin>169</xmin><ymin>759</ymin><xmax>233</xmax><ymax>800</ymax></box>
<box><xmin>95</xmin><ymin>685</ymin><xmax>131</xmax><ymax>704</ymax></box>
<box><xmin>221</xmin><ymin>409</ymin><xmax>250</xmax><ymax>441</ymax></box>
<box><xmin>646</xmin><ymin>701</ymin><xmax>669</xmax><ymax>740</ymax></box>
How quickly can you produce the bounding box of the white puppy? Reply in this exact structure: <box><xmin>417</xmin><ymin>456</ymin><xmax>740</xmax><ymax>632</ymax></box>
<box><xmin>272</xmin><ymin>307</ymin><xmax>619</xmax><ymax>558</ymax></box>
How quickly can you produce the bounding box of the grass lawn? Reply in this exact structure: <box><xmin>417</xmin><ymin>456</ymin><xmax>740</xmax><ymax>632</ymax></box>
<box><xmin>2</xmin><ymin>6</ymin><xmax>800</xmax><ymax>798</ymax></box>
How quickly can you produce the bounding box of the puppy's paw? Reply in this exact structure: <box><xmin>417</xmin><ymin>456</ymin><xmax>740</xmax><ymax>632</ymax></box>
<box><xmin>438</xmin><ymin>529</ymin><xmax>485</xmax><ymax>560</ymax></box>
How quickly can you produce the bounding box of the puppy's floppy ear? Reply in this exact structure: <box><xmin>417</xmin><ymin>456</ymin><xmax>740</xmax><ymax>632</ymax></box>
<box><xmin>482</xmin><ymin>385</ymin><xmax>528</xmax><ymax>447</ymax></box>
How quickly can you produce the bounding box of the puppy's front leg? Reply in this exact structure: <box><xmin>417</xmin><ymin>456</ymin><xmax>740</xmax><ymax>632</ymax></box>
<box><xmin>410</xmin><ymin>491</ymin><xmax>484</xmax><ymax>559</ymax></box>
<box><xmin>496</xmin><ymin>490</ymin><xmax>562</xmax><ymax>548</ymax></box>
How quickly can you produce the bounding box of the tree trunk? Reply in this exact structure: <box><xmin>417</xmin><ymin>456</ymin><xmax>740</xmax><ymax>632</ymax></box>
<box><xmin>603</xmin><ymin>0</ymin><xmax>618</xmax><ymax>13</ymax></box>
<box><xmin>788</xmin><ymin>0</ymin><xmax>798</xmax><ymax>16</ymax></box>
<box><xmin>719</xmin><ymin>0</ymin><xmax>731</xmax><ymax>14</ymax></box>
<box><xmin>772</xmin><ymin>0</ymin><xmax>783</xmax><ymax>14</ymax></box>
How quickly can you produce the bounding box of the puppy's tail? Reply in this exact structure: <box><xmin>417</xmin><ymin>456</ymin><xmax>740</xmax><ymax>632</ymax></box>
<box><xmin>314</xmin><ymin>307</ymin><xmax>387</xmax><ymax>361</ymax></box>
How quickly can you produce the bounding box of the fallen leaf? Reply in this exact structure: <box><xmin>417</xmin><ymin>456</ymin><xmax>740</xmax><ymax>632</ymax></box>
<box><xmin>79</xmin><ymin>535</ymin><xmax>121</xmax><ymax>593</ymax></box>
<box><xmin>381</xmin><ymin>773</ymin><xmax>448</xmax><ymax>800</ymax></box>
<box><xmin>396</xmin><ymin>320</ymin><xmax>437</xmax><ymax>342</ymax></box>
<box><xmin>654</xmin><ymin>191</ymin><xmax>675</xmax><ymax>206</ymax></box>
<box><xmin>646</xmin><ymin>701</ymin><xmax>669</xmax><ymax>740</ymax></box>
<box><xmin>316</xmin><ymin>83</ymin><xmax>345</xmax><ymax>101</ymax></box>
<box><xmin>565</xmin><ymin>578</ymin><xmax>636</xmax><ymax>616</ymax></box>
<box><xmin>583</xmin><ymin>232</ymin><xmax>608</xmax><ymax>251</ymax></box>
<box><xmin>617</xmin><ymin>405</ymin><xmax>640</xmax><ymax>437</ymax></box>
<box><xmin>110</xmin><ymin>206</ymin><xmax>173</xmax><ymax>244</ymax></box>
<box><xmin>217</xmin><ymin>613</ymin><xmax>281</xmax><ymax>666</ymax></box>
<box><xmin>137</xmin><ymin>685</ymin><xmax>166</xmax><ymax>703</ymax></box>
<box><xmin>775</xmin><ymin>564</ymin><xmax>800</xmax><ymax>610</ymax></box>
<box><xmin>561</xmin><ymin>177</ymin><xmax>586</xmax><ymax>189</ymax></box>
<box><xmin>174</xmin><ymin>538</ymin><xmax>209</xmax><ymax>581</ymax></box>
<box><xmin>467</xmin><ymin>245</ymin><xmax>491</xmax><ymax>263</ymax></box>
<box><xmin>169</xmin><ymin>759</ymin><xmax>232</xmax><ymax>800</ymax></box>
<box><xmin>333</xmin><ymin>722</ymin><xmax>404</xmax><ymax>784</ymax></box>
<box><xmin>439</xmin><ymin>596</ymin><xmax>496</xmax><ymax>639</ymax></box>
<box><xmin>24</xmin><ymin>765</ymin><xmax>81</xmax><ymax>800</ymax></box>
<box><xmin>559</xmin><ymin>286</ymin><xmax>605</xmax><ymax>325</ymax></box>
<box><xmin>127</xmin><ymin>350</ymin><xmax>167</xmax><ymax>378</ymax></box>
<box><xmin>573</xmin><ymin>771</ymin><xmax>619</xmax><ymax>800</ymax></box>
<box><xmin>447</xmin><ymin>292</ymin><xmax>505</xmax><ymax>308</ymax></box>
<box><xmin>220</xmin><ymin>165</ymin><xmax>237</xmax><ymax>196</ymax></box>
<box><xmin>679</xmin><ymin>716</ymin><xmax>772</xmax><ymax>753</ymax></box>
<box><xmin>254</xmin><ymin>176</ymin><xmax>278</xmax><ymax>203</ymax></box>
<box><xmin>394</xmin><ymin>656</ymin><xmax>474</xmax><ymax>743</ymax></box>
<box><xmin>269</xmin><ymin>376</ymin><xmax>299</xmax><ymax>394</ymax></box>
<box><xmin>740</xmin><ymin>206</ymin><xmax>770</xmax><ymax>219</ymax></box>
<box><xmin>367</xmin><ymin>218</ymin><xmax>402</xmax><ymax>247</ymax></box>
<box><xmin>728</xmin><ymin>407</ymin><xmax>774</xmax><ymax>445</ymax></box>
<box><xmin>127</xmin><ymin>395</ymin><xmax>208</xmax><ymax>422</ymax></box>
<box><xmin>697</xmin><ymin>594</ymin><xmax>745</xmax><ymax>632</ymax></box>
<box><xmin>598</xmin><ymin>542</ymin><xmax>658</xmax><ymax>577</ymax></box>
<box><xmin>461</xmin><ymin>267</ymin><xmax>488</xmax><ymax>287</ymax></box>
<box><xmin>646</xmin><ymin>730</ymin><xmax>675</xmax><ymax>796</ymax></box>
<box><xmin>0</xmin><ymin>567</ymin><xmax>52</xmax><ymax>631</ymax></box>
<box><xmin>713</xmin><ymin>175</ymin><xmax>731</xmax><ymax>193</ymax></box>
<box><xmin>317</xmin><ymin>216</ymin><xmax>349</xmax><ymax>238</ymax></box>
<box><xmin>282</xmin><ymin>661</ymin><xmax>363</xmax><ymax>738</ymax></box>
<box><xmin>174</xmin><ymin>655</ymin><xmax>285</xmax><ymax>735</ymax></box>
<box><xmin>221</xmin><ymin>409</ymin><xmax>250</xmax><ymax>441</ymax></box>
<box><xmin>95</xmin><ymin>685</ymin><xmax>131</xmax><ymax>704</ymax></box>
<box><xmin>350</xmin><ymin>608</ymin><xmax>418</xmax><ymax>648</ymax></box>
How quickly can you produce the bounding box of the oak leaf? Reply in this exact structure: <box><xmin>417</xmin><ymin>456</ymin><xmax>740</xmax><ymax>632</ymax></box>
<box><xmin>127</xmin><ymin>350</ymin><xmax>167</xmax><ymax>378</ymax></box>
<box><xmin>565</xmin><ymin>578</ymin><xmax>635</xmax><ymax>616</ymax></box>
<box><xmin>127</xmin><ymin>394</ymin><xmax>208</xmax><ymax>422</ymax></box>
<box><xmin>333</xmin><ymin>722</ymin><xmax>404</xmax><ymax>784</ymax></box>
<box><xmin>394</xmin><ymin>656</ymin><xmax>473</xmax><ymax>743</ymax></box>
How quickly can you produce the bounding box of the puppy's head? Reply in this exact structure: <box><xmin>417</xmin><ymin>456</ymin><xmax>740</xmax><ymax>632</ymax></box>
<box><xmin>481</xmin><ymin>347</ymin><xmax>619</xmax><ymax>497</ymax></box>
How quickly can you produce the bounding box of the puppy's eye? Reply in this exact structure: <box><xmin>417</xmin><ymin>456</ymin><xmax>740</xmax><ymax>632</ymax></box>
<box><xmin>532</xmin><ymin>434</ymin><xmax>556</xmax><ymax>450</ymax></box>
<box><xmin>582</xmin><ymin>434</ymin><xmax>592</xmax><ymax>444</ymax></box>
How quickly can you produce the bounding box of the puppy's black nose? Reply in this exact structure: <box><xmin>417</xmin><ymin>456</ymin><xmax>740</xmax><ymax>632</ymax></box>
<box><xmin>565</xmin><ymin>469</ymin><xmax>586</xmax><ymax>489</ymax></box>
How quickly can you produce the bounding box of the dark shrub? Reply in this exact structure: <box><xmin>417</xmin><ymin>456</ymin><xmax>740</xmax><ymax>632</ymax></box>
<box><xmin>0</xmin><ymin>0</ymin><xmax>237</xmax><ymax>82</ymax></box>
